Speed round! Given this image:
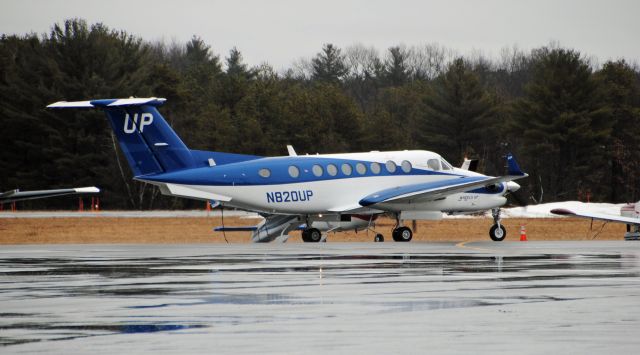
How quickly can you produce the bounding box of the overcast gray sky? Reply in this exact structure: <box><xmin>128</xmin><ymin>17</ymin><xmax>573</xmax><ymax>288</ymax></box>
<box><xmin>2</xmin><ymin>0</ymin><xmax>639</xmax><ymax>70</ymax></box>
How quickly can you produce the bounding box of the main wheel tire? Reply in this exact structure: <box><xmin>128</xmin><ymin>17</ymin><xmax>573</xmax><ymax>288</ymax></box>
<box><xmin>392</xmin><ymin>227</ymin><xmax>413</xmax><ymax>242</ymax></box>
<box><xmin>305</xmin><ymin>228</ymin><xmax>322</xmax><ymax>243</ymax></box>
<box><xmin>489</xmin><ymin>224</ymin><xmax>506</xmax><ymax>241</ymax></box>
<box><xmin>374</xmin><ymin>234</ymin><xmax>384</xmax><ymax>242</ymax></box>
<box><xmin>301</xmin><ymin>229</ymin><xmax>310</xmax><ymax>242</ymax></box>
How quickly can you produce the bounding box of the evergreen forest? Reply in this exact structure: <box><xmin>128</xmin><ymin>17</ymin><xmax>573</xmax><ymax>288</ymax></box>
<box><xmin>2</xmin><ymin>19</ymin><xmax>640</xmax><ymax>209</ymax></box>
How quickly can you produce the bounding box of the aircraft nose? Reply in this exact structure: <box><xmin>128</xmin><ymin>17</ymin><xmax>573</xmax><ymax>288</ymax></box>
<box><xmin>506</xmin><ymin>181</ymin><xmax>521</xmax><ymax>193</ymax></box>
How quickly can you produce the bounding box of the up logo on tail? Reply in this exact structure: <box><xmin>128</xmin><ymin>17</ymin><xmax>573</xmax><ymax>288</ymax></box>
<box><xmin>123</xmin><ymin>113</ymin><xmax>154</xmax><ymax>133</ymax></box>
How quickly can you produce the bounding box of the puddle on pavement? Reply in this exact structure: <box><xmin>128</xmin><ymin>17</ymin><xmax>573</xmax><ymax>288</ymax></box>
<box><xmin>1</xmin><ymin>250</ymin><xmax>639</xmax><ymax>348</ymax></box>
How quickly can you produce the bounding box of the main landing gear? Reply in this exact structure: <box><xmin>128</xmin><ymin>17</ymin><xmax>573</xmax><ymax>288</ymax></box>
<box><xmin>370</xmin><ymin>214</ymin><xmax>413</xmax><ymax>242</ymax></box>
<box><xmin>392</xmin><ymin>226</ymin><xmax>413</xmax><ymax>242</ymax></box>
<box><xmin>302</xmin><ymin>228</ymin><xmax>323</xmax><ymax>243</ymax></box>
<box><xmin>372</xmin><ymin>228</ymin><xmax>412</xmax><ymax>242</ymax></box>
<box><xmin>389</xmin><ymin>214</ymin><xmax>413</xmax><ymax>242</ymax></box>
<box><xmin>490</xmin><ymin>208</ymin><xmax>506</xmax><ymax>241</ymax></box>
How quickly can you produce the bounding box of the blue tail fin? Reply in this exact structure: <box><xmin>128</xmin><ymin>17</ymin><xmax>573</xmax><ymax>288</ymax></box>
<box><xmin>506</xmin><ymin>153</ymin><xmax>525</xmax><ymax>176</ymax></box>
<box><xmin>48</xmin><ymin>98</ymin><xmax>195</xmax><ymax>176</ymax></box>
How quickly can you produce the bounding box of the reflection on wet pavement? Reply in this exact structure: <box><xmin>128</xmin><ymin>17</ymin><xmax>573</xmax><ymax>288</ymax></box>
<box><xmin>1</xmin><ymin>242</ymin><xmax>640</xmax><ymax>353</ymax></box>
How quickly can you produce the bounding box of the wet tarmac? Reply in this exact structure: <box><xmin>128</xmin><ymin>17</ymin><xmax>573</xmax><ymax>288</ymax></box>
<box><xmin>1</xmin><ymin>242</ymin><xmax>639</xmax><ymax>354</ymax></box>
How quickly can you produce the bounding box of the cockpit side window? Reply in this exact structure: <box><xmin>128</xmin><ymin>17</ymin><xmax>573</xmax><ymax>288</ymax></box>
<box><xmin>440</xmin><ymin>159</ymin><xmax>453</xmax><ymax>170</ymax></box>
<box><xmin>427</xmin><ymin>159</ymin><xmax>441</xmax><ymax>171</ymax></box>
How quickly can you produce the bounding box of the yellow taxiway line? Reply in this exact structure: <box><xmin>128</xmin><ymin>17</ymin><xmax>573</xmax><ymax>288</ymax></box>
<box><xmin>454</xmin><ymin>241</ymin><xmax>497</xmax><ymax>253</ymax></box>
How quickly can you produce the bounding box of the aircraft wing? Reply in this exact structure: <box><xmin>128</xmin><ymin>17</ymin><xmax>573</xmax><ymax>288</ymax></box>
<box><xmin>359</xmin><ymin>154</ymin><xmax>527</xmax><ymax>208</ymax></box>
<box><xmin>359</xmin><ymin>175</ymin><xmax>521</xmax><ymax>206</ymax></box>
<box><xmin>551</xmin><ymin>208</ymin><xmax>640</xmax><ymax>225</ymax></box>
<box><xmin>0</xmin><ymin>186</ymin><xmax>100</xmax><ymax>204</ymax></box>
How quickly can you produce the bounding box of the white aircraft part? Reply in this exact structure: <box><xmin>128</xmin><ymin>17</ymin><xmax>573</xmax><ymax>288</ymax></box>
<box><xmin>310</xmin><ymin>218</ymin><xmax>370</xmax><ymax>232</ymax></box>
<box><xmin>286</xmin><ymin>145</ymin><xmax>297</xmax><ymax>156</ymax></box>
<box><xmin>145</xmin><ymin>164</ymin><xmax>510</xmax><ymax>216</ymax></box>
<box><xmin>46</xmin><ymin>101</ymin><xmax>94</xmax><ymax>108</ymax></box>
<box><xmin>47</xmin><ymin>97</ymin><xmax>165</xmax><ymax>108</ymax></box>
<box><xmin>74</xmin><ymin>187</ymin><xmax>100</xmax><ymax>193</ymax></box>
<box><xmin>553</xmin><ymin>208</ymin><xmax>640</xmax><ymax>225</ymax></box>
<box><xmin>164</xmin><ymin>183</ymin><xmax>232</xmax><ymax>202</ymax></box>
<box><xmin>107</xmin><ymin>98</ymin><xmax>166</xmax><ymax>106</ymax></box>
<box><xmin>200</xmin><ymin>174</ymin><xmax>455</xmax><ymax>214</ymax></box>
<box><xmin>400</xmin><ymin>211</ymin><xmax>443</xmax><ymax>221</ymax></box>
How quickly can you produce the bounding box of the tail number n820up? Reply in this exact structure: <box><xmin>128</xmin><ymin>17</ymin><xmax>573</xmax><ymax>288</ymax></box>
<box><xmin>267</xmin><ymin>190</ymin><xmax>313</xmax><ymax>203</ymax></box>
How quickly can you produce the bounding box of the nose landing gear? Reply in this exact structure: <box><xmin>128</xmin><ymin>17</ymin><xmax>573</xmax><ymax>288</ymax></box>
<box><xmin>490</xmin><ymin>208</ymin><xmax>506</xmax><ymax>241</ymax></box>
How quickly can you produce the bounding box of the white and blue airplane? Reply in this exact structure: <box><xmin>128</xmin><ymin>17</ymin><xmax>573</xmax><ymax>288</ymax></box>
<box><xmin>48</xmin><ymin>97</ymin><xmax>527</xmax><ymax>242</ymax></box>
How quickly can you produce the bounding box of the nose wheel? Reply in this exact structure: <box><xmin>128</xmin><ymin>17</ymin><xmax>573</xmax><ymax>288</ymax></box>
<box><xmin>489</xmin><ymin>224</ymin><xmax>506</xmax><ymax>241</ymax></box>
<box><xmin>490</xmin><ymin>208</ymin><xmax>506</xmax><ymax>241</ymax></box>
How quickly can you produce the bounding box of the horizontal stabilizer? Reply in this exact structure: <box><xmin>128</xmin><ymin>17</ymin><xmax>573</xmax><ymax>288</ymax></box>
<box><xmin>0</xmin><ymin>186</ymin><xmax>99</xmax><ymax>203</ymax></box>
<box><xmin>47</xmin><ymin>98</ymin><xmax>166</xmax><ymax>108</ymax></box>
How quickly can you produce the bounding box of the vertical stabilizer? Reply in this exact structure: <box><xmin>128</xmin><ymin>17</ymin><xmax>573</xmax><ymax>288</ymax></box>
<box><xmin>48</xmin><ymin>98</ymin><xmax>195</xmax><ymax>176</ymax></box>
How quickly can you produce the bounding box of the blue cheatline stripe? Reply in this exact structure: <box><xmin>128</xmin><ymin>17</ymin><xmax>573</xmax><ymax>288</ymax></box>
<box><xmin>141</xmin><ymin>156</ymin><xmax>464</xmax><ymax>186</ymax></box>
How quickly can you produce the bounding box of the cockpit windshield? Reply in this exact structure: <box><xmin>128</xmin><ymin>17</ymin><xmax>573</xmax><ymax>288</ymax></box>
<box><xmin>427</xmin><ymin>159</ymin><xmax>441</xmax><ymax>171</ymax></box>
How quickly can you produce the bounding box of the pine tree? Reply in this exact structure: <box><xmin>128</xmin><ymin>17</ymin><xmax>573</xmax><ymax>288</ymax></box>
<box><xmin>311</xmin><ymin>44</ymin><xmax>348</xmax><ymax>84</ymax></box>
<box><xmin>596</xmin><ymin>60</ymin><xmax>640</xmax><ymax>201</ymax></box>
<box><xmin>512</xmin><ymin>47</ymin><xmax>611</xmax><ymax>201</ymax></box>
<box><xmin>383</xmin><ymin>46</ymin><xmax>412</xmax><ymax>86</ymax></box>
<box><xmin>420</xmin><ymin>58</ymin><xmax>498</xmax><ymax>163</ymax></box>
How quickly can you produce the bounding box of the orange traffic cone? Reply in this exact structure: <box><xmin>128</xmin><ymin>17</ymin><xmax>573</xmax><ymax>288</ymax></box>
<box><xmin>520</xmin><ymin>225</ymin><xmax>527</xmax><ymax>241</ymax></box>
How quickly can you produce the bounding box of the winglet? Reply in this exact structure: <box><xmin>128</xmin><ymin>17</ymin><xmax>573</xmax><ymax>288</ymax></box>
<box><xmin>506</xmin><ymin>153</ymin><xmax>525</xmax><ymax>176</ymax></box>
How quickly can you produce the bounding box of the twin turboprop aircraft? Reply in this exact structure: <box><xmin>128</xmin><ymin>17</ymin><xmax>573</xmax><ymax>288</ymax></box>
<box><xmin>48</xmin><ymin>97</ymin><xmax>528</xmax><ymax>242</ymax></box>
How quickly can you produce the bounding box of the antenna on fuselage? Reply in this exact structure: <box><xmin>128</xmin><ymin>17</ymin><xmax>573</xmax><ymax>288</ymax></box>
<box><xmin>287</xmin><ymin>145</ymin><xmax>297</xmax><ymax>156</ymax></box>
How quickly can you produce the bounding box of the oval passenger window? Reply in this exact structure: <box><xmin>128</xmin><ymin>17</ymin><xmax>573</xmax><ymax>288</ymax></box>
<box><xmin>312</xmin><ymin>164</ymin><xmax>323</xmax><ymax>177</ymax></box>
<box><xmin>370</xmin><ymin>162</ymin><xmax>381</xmax><ymax>174</ymax></box>
<box><xmin>401</xmin><ymin>160</ymin><xmax>412</xmax><ymax>173</ymax></box>
<box><xmin>258</xmin><ymin>168</ymin><xmax>271</xmax><ymax>178</ymax></box>
<box><xmin>386</xmin><ymin>160</ymin><xmax>397</xmax><ymax>173</ymax></box>
<box><xmin>327</xmin><ymin>164</ymin><xmax>338</xmax><ymax>176</ymax></box>
<box><xmin>288</xmin><ymin>165</ymin><xmax>300</xmax><ymax>178</ymax></box>
<box><xmin>341</xmin><ymin>163</ymin><xmax>352</xmax><ymax>176</ymax></box>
